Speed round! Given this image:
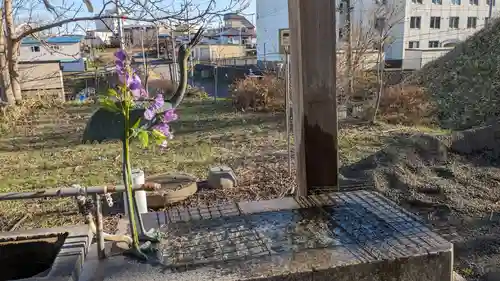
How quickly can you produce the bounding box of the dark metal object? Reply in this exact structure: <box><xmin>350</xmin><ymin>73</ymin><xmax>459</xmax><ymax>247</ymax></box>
<box><xmin>94</xmin><ymin>194</ymin><xmax>106</xmax><ymax>260</ymax></box>
<box><xmin>82</xmin><ymin>106</ymin><xmax>150</xmax><ymax>143</ymax></box>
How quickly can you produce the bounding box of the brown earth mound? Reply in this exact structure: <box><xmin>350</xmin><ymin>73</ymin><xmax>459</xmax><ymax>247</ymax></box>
<box><xmin>341</xmin><ymin>125</ymin><xmax>500</xmax><ymax>278</ymax></box>
<box><xmin>342</xmin><ymin>127</ymin><xmax>500</xmax><ymax>215</ymax></box>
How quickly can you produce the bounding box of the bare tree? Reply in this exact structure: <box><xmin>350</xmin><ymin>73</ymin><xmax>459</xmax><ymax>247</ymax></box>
<box><xmin>0</xmin><ymin>9</ymin><xmax>14</xmax><ymax>104</ymax></box>
<box><xmin>337</xmin><ymin>2</ymin><xmax>403</xmax><ymax>120</ymax></box>
<box><xmin>0</xmin><ymin>0</ymin><xmax>249</xmax><ymax>104</ymax></box>
<box><xmin>369</xmin><ymin>3</ymin><xmax>403</xmax><ymax>123</ymax></box>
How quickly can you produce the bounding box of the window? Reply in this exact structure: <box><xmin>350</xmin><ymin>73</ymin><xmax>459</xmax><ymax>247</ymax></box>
<box><xmin>412</xmin><ymin>0</ymin><xmax>423</xmax><ymax>3</ymax></box>
<box><xmin>30</xmin><ymin>46</ymin><xmax>40</xmax><ymax>52</ymax></box>
<box><xmin>442</xmin><ymin>42</ymin><xmax>459</xmax><ymax>47</ymax></box>
<box><xmin>469</xmin><ymin>0</ymin><xmax>478</xmax><ymax>5</ymax></box>
<box><xmin>428</xmin><ymin>40</ymin><xmax>440</xmax><ymax>48</ymax></box>
<box><xmin>49</xmin><ymin>45</ymin><xmax>60</xmax><ymax>51</ymax></box>
<box><xmin>451</xmin><ymin>0</ymin><xmax>461</xmax><ymax>4</ymax></box>
<box><xmin>467</xmin><ymin>17</ymin><xmax>477</xmax><ymax>28</ymax></box>
<box><xmin>339</xmin><ymin>28</ymin><xmax>344</xmax><ymax>39</ymax></box>
<box><xmin>430</xmin><ymin>16</ymin><xmax>441</xmax><ymax>28</ymax></box>
<box><xmin>339</xmin><ymin>2</ymin><xmax>345</xmax><ymax>13</ymax></box>
<box><xmin>375</xmin><ymin>0</ymin><xmax>387</xmax><ymax>4</ymax></box>
<box><xmin>375</xmin><ymin>17</ymin><xmax>386</xmax><ymax>31</ymax></box>
<box><xmin>487</xmin><ymin>0</ymin><xmax>495</xmax><ymax>5</ymax></box>
<box><xmin>408</xmin><ymin>41</ymin><xmax>420</xmax><ymax>48</ymax></box>
<box><xmin>410</xmin><ymin>16</ymin><xmax>421</xmax><ymax>28</ymax></box>
<box><xmin>449</xmin><ymin>17</ymin><xmax>459</xmax><ymax>28</ymax></box>
<box><xmin>432</xmin><ymin>0</ymin><xmax>442</xmax><ymax>4</ymax></box>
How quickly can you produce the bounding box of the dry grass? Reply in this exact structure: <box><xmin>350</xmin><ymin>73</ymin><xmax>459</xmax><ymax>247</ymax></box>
<box><xmin>0</xmin><ymin>98</ymin><xmax>445</xmax><ymax>233</ymax></box>
<box><xmin>230</xmin><ymin>74</ymin><xmax>286</xmax><ymax>112</ymax></box>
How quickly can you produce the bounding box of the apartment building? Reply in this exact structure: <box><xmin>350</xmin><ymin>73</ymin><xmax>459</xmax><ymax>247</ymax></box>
<box><xmin>256</xmin><ymin>0</ymin><xmax>498</xmax><ymax>66</ymax></box>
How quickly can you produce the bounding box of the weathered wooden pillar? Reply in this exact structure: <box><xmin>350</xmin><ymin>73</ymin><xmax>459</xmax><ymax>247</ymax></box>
<box><xmin>288</xmin><ymin>0</ymin><xmax>339</xmax><ymax>197</ymax></box>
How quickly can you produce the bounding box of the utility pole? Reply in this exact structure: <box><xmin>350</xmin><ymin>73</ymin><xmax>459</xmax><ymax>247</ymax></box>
<box><xmin>116</xmin><ymin>0</ymin><xmax>125</xmax><ymax>49</ymax></box>
<box><xmin>156</xmin><ymin>24</ymin><xmax>160</xmax><ymax>58</ymax></box>
<box><xmin>140</xmin><ymin>27</ymin><xmax>148</xmax><ymax>89</ymax></box>
<box><xmin>345</xmin><ymin>0</ymin><xmax>354</xmax><ymax>110</ymax></box>
<box><xmin>184</xmin><ymin>0</ymin><xmax>194</xmax><ymax>86</ymax></box>
<box><xmin>239</xmin><ymin>26</ymin><xmax>242</xmax><ymax>45</ymax></box>
<box><xmin>284</xmin><ymin>46</ymin><xmax>291</xmax><ymax>177</ymax></box>
<box><xmin>488</xmin><ymin>0</ymin><xmax>493</xmax><ymax>26</ymax></box>
<box><xmin>170</xmin><ymin>23</ymin><xmax>178</xmax><ymax>83</ymax></box>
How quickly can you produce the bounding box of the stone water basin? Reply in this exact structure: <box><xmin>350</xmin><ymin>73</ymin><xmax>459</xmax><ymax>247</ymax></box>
<box><xmin>100</xmin><ymin>191</ymin><xmax>454</xmax><ymax>281</ymax></box>
<box><xmin>0</xmin><ymin>226</ymin><xmax>92</xmax><ymax>281</ymax></box>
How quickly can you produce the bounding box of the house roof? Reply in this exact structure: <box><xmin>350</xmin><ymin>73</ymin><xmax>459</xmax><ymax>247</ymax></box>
<box><xmin>205</xmin><ymin>28</ymin><xmax>255</xmax><ymax>38</ymax></box>
<box><xmin>223</xmin><ymin>13</ymin><xmax>254</xmax><ymax>29</ymax></box>
<box><xmin>21</xmin><ymin>35</ymin><xmax>83</xmax><ymax>45</ymax></box>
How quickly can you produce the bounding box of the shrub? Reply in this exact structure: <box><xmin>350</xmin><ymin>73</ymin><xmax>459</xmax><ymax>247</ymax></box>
<box><xmin>186</xmin><ymin>86</ymin><xmax>209</xmax><ymax>100</ymax></box>
<box><xmin>0</xmin><ymin>96</ymin><xmax>65</xmax><ymax>135</ymax></box>
<box><xmin>378</xmin><ymin>85</ymin><xmax>436</xmax><ymax>126</ymax></box>
<box><xmin>230</xmin><ymin>73</ymin><xmax>285</xmax><ymax>111</ymax></box>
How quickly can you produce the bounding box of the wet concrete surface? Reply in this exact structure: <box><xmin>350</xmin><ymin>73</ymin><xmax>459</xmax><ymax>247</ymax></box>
<box><xmin>87</xmin><ymin>191</ymin><xmax>453</xmax><ymax>281</ymax></box>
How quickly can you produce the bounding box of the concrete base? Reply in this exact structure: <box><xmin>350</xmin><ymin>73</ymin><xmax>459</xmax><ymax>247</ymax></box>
<box><xmin>0</xmin><ymin>225</ymin><xmax>93</xmax><ymax>281</ymax></box>
<box><xmin>84</xmin><ymin>191</ymin><xmax>453</xmax><ymax>281</ymax></box>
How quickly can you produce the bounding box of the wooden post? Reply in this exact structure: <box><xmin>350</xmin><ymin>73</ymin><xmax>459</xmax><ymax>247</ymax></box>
<box><xmin>288</xmin><ymin>0</ymin><xmax>339</xmax><ymax>197</ymax></box>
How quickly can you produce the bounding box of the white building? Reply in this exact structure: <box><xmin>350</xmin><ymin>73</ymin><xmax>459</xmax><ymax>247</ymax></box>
<box><xmin>256</xmin><ymin>0</ymin><xmax>498</xmax><ymax>67</ymax></box>
<box><xmin>95</xmin><ymin>9</ymin><xmax>120</xmax><ymax>33</ymax></box>
<box><xmin>19</xmin><ymin>35</ymin><xmax>86</xmax><ymax>72</ymax></box>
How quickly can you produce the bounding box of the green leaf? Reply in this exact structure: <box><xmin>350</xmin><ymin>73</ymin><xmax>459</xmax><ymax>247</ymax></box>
<box><xmin>151</xmin><ymin>129</ymin><xmax>167</xmax><ymax>145</ymax></box>
<box><xmin>137</xmin><ymin>130</ymin><xmax>149</xmax><ymax>148</ymax></box>
<box><xmin>132</xmin><ymin>118</ymin><xmax>142</xmax><ymax>129</ymax></box>
<box><xmin>107</xmin><ymin>88</ymin><xmax>119</xmax><ymax>97</ymax></box>
<box><xmin>99</xmin><ymin>97</ymin><xmax>120</xmax><ymax>112</ymax></box>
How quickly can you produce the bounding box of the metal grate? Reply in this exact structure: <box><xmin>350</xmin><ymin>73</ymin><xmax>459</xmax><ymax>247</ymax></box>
<box><xmin>159</xmin><ymin>204</ymin><xmax>271</xmax><ymax>269</ymax></box>
<box><xmin>157</xmin><ymin>191</ymin><xmax>450</xmax><ymax>270</ymax></box>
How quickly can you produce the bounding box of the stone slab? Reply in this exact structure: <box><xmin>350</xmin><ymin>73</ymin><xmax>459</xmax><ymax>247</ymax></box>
<box><xmin>89</xmin><ymin>191</ymin><xmax>453</xmax><ymax>281</ymax></box>
<box><xmin>0</xmin><ymin>225</ymin><xmax>93</xmax><ymax>281</ymax></box>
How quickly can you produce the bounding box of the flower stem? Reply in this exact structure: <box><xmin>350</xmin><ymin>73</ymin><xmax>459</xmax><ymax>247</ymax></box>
<box><xmin>123</xmin><ymin>107</ymin><xmax>140</xmax><ymax>249</ymax></box>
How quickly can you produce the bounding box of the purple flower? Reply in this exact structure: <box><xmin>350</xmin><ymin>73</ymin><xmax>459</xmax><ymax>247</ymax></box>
<box><xmin>153</xmin><ymin>123</ymin><xmax>170</xmax><ymax>137</ymax></box>
<box><xmin>164</xmin><ymin>109</ymin><xmax>178</xmax><ymax>123</ymax></box>
<box><xmin>151</xmin><ymin>108</ymin><xmax>178</xmax><ymax>148</ymax></box>
<box><xmin>114</xmin><ymin>49</ymin><xmax>127</xmax><ymax>62</ymax></box>
<box><xmin>128</xmin><ymin>74</ymin><xmax>142</xmax><ymax>98</ymax></box>
<box><xmin>144</xmin><ymin>94</ymin><xmax>165</xmax><ymax>120</ymax></box>
<box><xmin>139</xmin><ymin>88</ymin><xmax>148</xmax><ymax>98</ymax></box>
<box><xmin>115</xmin><ymin>59</ymin><xmax>124</xmax><ymax>70</ymax></box>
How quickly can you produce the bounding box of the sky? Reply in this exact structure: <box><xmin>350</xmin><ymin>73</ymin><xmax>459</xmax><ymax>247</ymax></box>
<box><xmin>25</xmin><ymin>0</ymin><xmax>255</xmax><ymax>34</ymax></box>
<box><xmin>89</xmin><ymin>0</ymin><xmax>255</xmax><ymax>30</ymax></box>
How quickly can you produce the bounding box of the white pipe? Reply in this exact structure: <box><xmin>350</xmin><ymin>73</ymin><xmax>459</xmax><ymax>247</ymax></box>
<box><xmin>124</xmin><ymin>169</ymin><xmax>148</xmax><ymax>215</ymax></box>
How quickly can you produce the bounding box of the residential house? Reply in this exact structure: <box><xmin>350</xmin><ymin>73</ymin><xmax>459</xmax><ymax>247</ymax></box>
<box><xmin>204</xmin><ymin>13</ymin><xmax>256</xmax><ymax>48</ymax></box>
<box><xmin>85</xmin><ymin>30</ymin><xmax>115</xmax><ymax>47</ymax></box>
<box><xmin>193</xmin><ymin>44</ymin><xmax>246</xmax><ymax>61</ymax></box>
<box><xmin>19</xmin><ymin>35</ymin><xmax>86</xmax><ymax>72</ymax></box>
<box><xmin>223</xmin><ymin>13</ymin><xmax>255</xmax><ymax>29</ymax></box>
<box><xmin>123</xmin><ymin>24</ymin><xmax>169</xmax><ymax>48</ymax></box>
<box><xmin>94</xmin><ymin>9</ymin><xmax>120</xmax><ymax>34</ymax></box>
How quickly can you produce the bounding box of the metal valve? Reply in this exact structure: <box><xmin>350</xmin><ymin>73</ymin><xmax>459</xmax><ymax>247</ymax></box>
<box><xmin>104</xmin><ymin>192</ymin><xmax>114</xmax><ymax>207</ymax></box>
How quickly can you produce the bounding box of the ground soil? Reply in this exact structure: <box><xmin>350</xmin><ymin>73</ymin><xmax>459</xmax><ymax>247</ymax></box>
<box><xmin>341</xmin><ymin>125</ymin><xmax>500</xmax><ymax>280</ymax></box>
